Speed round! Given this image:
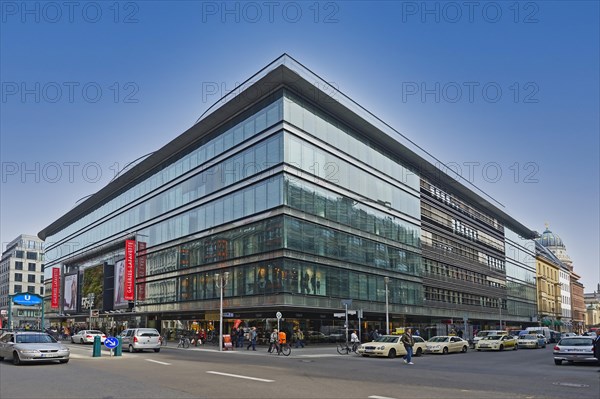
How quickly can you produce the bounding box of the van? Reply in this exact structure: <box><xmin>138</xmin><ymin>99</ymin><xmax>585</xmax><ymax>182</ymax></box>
<box><xmin>525</xmin><ymin>327</ymin><xmax>551</xmax><ymax>343</ymax></box>
<box><xmin>120</xmin><ymin>328</ymin><xmax>161</xmax><ymax>353</ymax></box>
<box><xmin>472</xmin><ymin>330</ymin><xmax>507</xmax><ymax>348</ymax></box>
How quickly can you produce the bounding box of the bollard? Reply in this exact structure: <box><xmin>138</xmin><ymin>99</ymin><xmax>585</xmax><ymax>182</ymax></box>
<box><xmin>92</xmin><ymin>336</ymin><xmax>101</xmax><ymax>357</ymax></box>
<box><xmin>115</xmin><ymin>336</ymin><xmax>122</xmax><ymax>356</ymax></box>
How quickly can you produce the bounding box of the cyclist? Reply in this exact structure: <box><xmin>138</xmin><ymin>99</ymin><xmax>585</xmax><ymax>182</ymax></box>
<box><xmin>277</xmin><ymin>330</ymin><xmax>287</xmax><ymax>355</ymax></box>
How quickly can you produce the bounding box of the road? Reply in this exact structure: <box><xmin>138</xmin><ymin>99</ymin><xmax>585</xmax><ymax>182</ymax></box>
<box><xmin>1</xmin><ymin>342</ymin><xmax>598</xmax><ymax>399</ymax></box>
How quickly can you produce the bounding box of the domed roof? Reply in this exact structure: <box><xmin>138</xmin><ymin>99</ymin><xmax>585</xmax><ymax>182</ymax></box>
<box><xmin>537</xmin><ymin>228</ymin><xmax>565</xmax><ymax>248</ymax></box>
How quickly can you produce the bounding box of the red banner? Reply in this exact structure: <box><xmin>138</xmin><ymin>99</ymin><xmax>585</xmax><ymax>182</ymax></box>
<box><xmin>51</xmin><ymin>268</ymin><xmax>60</xmax><ymax>309</ymax></box>
<box><xmin>137</xmin><ymin>241</ymin><xmax>147</xmax><ymax>301</ymax></box>
<box><xmin>124</xmin><ymin>239</ymin><xmax>136</xmax><ymax>301</ymax></box>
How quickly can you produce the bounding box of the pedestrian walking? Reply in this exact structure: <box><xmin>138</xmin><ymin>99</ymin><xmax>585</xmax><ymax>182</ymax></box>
<box><xmin>237</xmin><ymin>327</ymin><xmax>245</xmax><ymax>348</ymax></box>
<box><xmin>350</xmin><ymin>330</ymin><xmax>359</xmax><ymax>351</ymax></box>
<box><xmin>247</xmin><ymin>327</ymin><xmax>257</xmax><ymax>351</ymax></box>
<box><xmin>295</xmin><ymin>328</ymin><xmax>305</xmax><ymax>348</ymax></box>
<box><xmin>593</xmin><ymin>330</ymin><xmax>600</xmax><ymax>371</ymax></box>
<box><xmin>268</xmin><ymin>329</ymin><xmax>279</xmax><ymax>353</ymax></box>
<box><xmin>401</xmin><ymin>327</ymin><xmax>415</xmax><ymax>365</ymax></box>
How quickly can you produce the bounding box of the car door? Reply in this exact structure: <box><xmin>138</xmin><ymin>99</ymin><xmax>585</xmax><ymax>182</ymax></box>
<box><xmin>0</xmin><ymin>333</ymin><xmax>14</xmax><ymax>357</ymax></box>
<box><xmin>121</xmin><ymin>330</ymin><xmax>132</xmax><ymax>346</ymax></box>
<box><xmin>449</xmin><ymin>337</ymin><xmax>461</xmax><ymax>352</ymax></box>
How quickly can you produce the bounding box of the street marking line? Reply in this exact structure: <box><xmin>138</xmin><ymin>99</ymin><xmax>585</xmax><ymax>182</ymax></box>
<box><xmin>206</xmin><ymin>371</ymin><xmax>274</xmax><ymax>382</ymax></box>
<box><xmin>145</xmin><ymin>359</ymin><xmax>171</xmax><ymax>365</ymax></box>
<box><xmin>369</xmin><ymin>396</ymin><xmax>398</xmax><ymax>399</ymax></box>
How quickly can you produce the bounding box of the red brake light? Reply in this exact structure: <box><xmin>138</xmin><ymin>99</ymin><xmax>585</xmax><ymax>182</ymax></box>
<box><xmin>86</xmin><ymin>335</ymin><xmax>92</xmax><ymax>338</ymax></box>
<box><xmin>553</xmin><ymin>345</ymin><xmax>559</xmax><ymax>350</ymax></box>
<box><xmin>134</xmin><ymin>336</ymin><xmax>138</xmax><ymax>343</ymax></box>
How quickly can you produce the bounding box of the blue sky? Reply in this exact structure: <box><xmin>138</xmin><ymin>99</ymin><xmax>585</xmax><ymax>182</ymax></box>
<box><xmin>1</xmin><ymin>1</ymin><xmax>598</xmax><ymax>290</ymax></box>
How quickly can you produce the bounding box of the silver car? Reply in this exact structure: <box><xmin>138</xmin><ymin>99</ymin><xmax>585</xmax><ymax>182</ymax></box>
<box><xmin>120</xmin><ymin>328</ymin><xmax>161</xmax><ymax>353</ymax></box>
<box><xmin>0</xmin><ymin>331</ymin><xmax>70</xmax><ymax>365</ymax></box>
<box><xmin>553</xmin><ymin>336</ymin><xmax>596</xmax><ymax>365</ymax></box>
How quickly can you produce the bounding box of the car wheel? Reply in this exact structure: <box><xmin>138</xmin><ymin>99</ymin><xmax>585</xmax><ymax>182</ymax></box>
<box><xmin>535</xmin><ymin>343</ymin><xmax>538</xmax><ymax>349</ymax></box>
<box><xmin>12</xmin><ymin>352</ymin><xmax>21</xmax><ymax>365</ymax></box>
<box><xmin>415</xmin><ymin>347</ymin><xmax>422</xmax><ymax>357</ymax></box>
<box><xmin>128</xmin><ymin>345</ymin><xmax>134</xmax><ymax>353</ymax></box>
<box><xmin>442</xmin><ymin>347</ymin><xmax>448</xmax><ymax>355</ymax></box>
<box><xmin>71</xmin><ymin>337</ymin><xmax>74</xmax><ymax>343</ymax></box>
<box><xmin>499</xmin><ymin>345</ymin><xmax>504</xmax><ymax>351</ymax></box>
<box><xmin>387</xmin><ymin>349</ymin><xmax>396</xmax><ymax>359</ymax></box>
<box><xmin>0</xmin><ymin>356</ymin><xmax>3</xmax><ymax>361</ymax></box>
<box><xmin>154</xmin><ymin>348</ymin><xmax>160</xmax><ymax>353</ymax></box>
<box><xmin>513</xmin><ymin>345</ymin><xmax>518</xmax><ymax>351</ymax></box>
<box><xmin>554</xmin><ymin>359</ymin><xmax>562</xmax><ymax>365</ymax></box>
<box><xmin>80</xmin><ymin>338</ymin><xmax>84</xmax><ymax>344</ymax></box>
<box><xmin>476</xmin><ymin>349</ymin><xmax>481</xmax><ymax>351</ymax></box>
<box><xmin>60</xmin><ymin>359</ymin><xmax>69</xmax><ymax>364</ymax></box>
<box><xmin>461</xmin><ymin>346</ymin><xmax>468</xmax><ymax>353</ymax></box>
<box><xmin>362</xmin><ymin>354</ymin><xmax>368</xmax><ymax>357</ymax></box>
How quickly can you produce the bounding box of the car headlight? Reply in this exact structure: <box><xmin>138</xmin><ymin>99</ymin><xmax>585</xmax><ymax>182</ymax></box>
<box><xmin>376</xmin><ymin>345</ymin><xmax>385</xmax><ymax>350</ymax></box>
<box><xmin>18</xmin><ymin>349</ymin><xmax>39</xmax><ymax>353</ymax></box>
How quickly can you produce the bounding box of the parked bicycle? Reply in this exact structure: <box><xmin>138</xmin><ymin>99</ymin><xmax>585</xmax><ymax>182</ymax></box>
<box><xmin>337</xmin><ymin>341</ymin><xmax>358</xmax><ymax>355</ymax></box>
<box><xmin>205</xmin><ymin>330</ymin><xmax>216</xmax><ymax>344</ymax></box>
<box><xmin>177</xmin><ymin>335</ymin><xmax>190</xmax><ymax>349</ymax></box>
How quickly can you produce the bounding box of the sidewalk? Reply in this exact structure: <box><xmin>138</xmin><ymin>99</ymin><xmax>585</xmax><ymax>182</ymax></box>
<box><xmin>165</xmin><ymin>343</ymin><xmax>342</xmax><ymax>357</ymax></box>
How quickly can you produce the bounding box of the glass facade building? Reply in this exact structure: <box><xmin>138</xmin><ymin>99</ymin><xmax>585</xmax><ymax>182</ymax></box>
<box><xmin>40</xmin><ymin>55</ymin><xmax>537</xmax><ymax>340</ymax></box>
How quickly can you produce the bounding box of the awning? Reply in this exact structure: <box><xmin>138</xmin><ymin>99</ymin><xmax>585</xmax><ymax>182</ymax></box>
<box><xmin>542</xmin><ymin>319</ymin><xmax>552</xmax><ymax>326</ymax></box>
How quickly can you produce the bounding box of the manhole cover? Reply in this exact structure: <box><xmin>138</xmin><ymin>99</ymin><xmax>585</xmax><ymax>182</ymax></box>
<box><xmin>552</xmin><ymin>382</ymin><xmax>590</xmax><ymax>388</ymax></box>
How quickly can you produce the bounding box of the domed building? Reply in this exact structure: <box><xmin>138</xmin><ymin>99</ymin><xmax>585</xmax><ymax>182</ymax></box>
<box><xmin>537</xmin><ymin>227</ymin><xmax>572</xmax><ymax>267</ymax></box>
<box><xmin>536</xmin><ymin>226</ymin><xmax>585</xmax><ymax>333</ymax></box>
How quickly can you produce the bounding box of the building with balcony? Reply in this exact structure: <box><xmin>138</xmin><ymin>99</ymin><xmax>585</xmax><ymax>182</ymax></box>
<box><xmin>38</xmin><ymin>55</ymin><xmax>539</xmax><ymax>339</ymax></box>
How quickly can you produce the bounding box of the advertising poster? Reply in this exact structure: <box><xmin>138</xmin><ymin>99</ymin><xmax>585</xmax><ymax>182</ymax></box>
<box><xmin>114</xmin><ymin>259</ymin><xmax>128</xmax><ymax>308</ymax></box>
<box><xmin>63</xmin><ymin>273</ymin><xmax>78</xmax><ymax>312</ymax></box>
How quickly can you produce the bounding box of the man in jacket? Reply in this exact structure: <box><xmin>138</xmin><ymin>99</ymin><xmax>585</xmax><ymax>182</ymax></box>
<box><xmin>401</xmin><ymin>328</ymin><xmax>415</xmax><ymax>364</ymax></box>
<box><xmin>593</xmin><ymin>330</ymin><xmax>600</xmax><ymax>371</ymax></box>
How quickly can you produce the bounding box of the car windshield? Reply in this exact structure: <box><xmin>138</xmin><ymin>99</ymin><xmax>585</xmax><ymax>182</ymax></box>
<box><xmin>88</xmin><ymin>331</ymin><xmax>103</xmax><ymax>335</ymax></box>
<box><xmin>481</xmin><ymin>335</ymin><xmax>501</xmax><ymax>341</ymax></box>
<box><xmin>16</xmin><ymin>334</ymin><xmax>56</xmax><ymax>344</ymax></box>
<box><xmin>375</xmin><ymin>336</ymin><xmax>399</xmax><ymax>343</ymax></box>
<box><xmin>476</xmin><ymin>331</ymin><xmax>493</xmax><ymax>337</ymax></box>
<box><xmin>429</xmin><ymin>337</ymin><xmax>449</xmax><ymax>343</ymax></box>
<box><xmin>559</xmin><ymin>338</ymin><xmax>593</xmax><ymax>346</ymax></box>
<box><xmin>140</xmin><ymin>331</ymin><xmax>159</xmax><ymax>337</ymax></box>
<box><xmin>519</xmin><ymin>335</ymin><xmax>537</xmax><ymax>340</ymax></box>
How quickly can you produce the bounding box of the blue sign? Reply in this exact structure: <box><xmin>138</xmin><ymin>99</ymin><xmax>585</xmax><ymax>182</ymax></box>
<box><xmin>12</xmin><ymin>293</ymin><xmax>43</xmax><ymax>306</ymax></box>
<box><xmin>105</xmin><ymin>337</ymin><xmax>119</xmax><ymax>349</ymax></box>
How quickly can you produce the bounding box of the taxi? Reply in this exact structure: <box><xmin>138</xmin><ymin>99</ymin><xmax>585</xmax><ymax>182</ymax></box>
<box><xmin>476</xmin><ymin>334</ymin><xmax>518</xmax><ymax>351</ymax></box>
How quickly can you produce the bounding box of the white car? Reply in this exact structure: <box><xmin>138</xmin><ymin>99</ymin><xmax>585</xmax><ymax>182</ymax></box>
<box><xmin>0</xmin><ymin>331</ymin><xmax>70</xmax><ymax>365</ymax></box>
<box><xmin>357</xmin><ymin>335</ymin><xmax>427</xmax><ymax>358</ymax></box>
<box><xmin>426</xmin><ymin>336</ymin><xmax>469</xmax><ymax>354</ymax></box>
<box><xmin>71</xmin><ymin>330</ymin><xmax>107</xmax><ymax>344</ymax></box>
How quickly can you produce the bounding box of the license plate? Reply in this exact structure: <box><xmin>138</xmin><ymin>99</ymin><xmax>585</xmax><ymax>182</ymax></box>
<box><xmin>365</xmin><ymin>349</ymin><xmax>373</xmax><ymax>353</ymax></box>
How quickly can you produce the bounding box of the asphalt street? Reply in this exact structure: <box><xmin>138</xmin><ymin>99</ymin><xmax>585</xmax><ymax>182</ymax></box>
<box><xmin>1</xmin><ymin>342</ymin><xmax>598</xmax><ymax>399</ymax></box>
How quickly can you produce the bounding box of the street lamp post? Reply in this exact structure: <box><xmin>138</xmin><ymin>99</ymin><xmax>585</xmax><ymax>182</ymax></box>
<box><xmin>384</xmin><ymin>277</ymin><xmax>390</xmax><ymax>335</ymax></box>
<box><xmin>87</xmin><ymin>293</ymin><xmax>95</xmax><ymax>330</ymax></box>
<box><xmin>215</xmin><ymin>272</ymin><xmax>230</xmax><ymax>352</ymax></box>
<box><xmin>498</xmin><ymin>297</ymin><xmax>502</xmax><ymax>330</ymax></box>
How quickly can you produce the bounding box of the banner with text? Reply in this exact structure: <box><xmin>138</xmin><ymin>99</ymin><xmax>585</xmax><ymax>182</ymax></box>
<box><xmin>51</xmin><ymin>267</ymin><xmax>60</xmax><ymax>309</ymax></box>
<box><xmin>124</xmin><ymin>240</ymin><xmax>136</xmax><ymax>301</ymax></box>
